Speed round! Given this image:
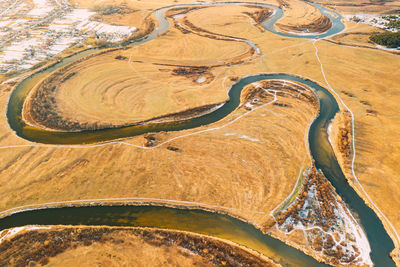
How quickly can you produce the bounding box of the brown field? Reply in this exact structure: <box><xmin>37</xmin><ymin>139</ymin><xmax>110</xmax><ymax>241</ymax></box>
<box><xmin>313</xmin><ymin>0</ymin><xmax>400</xmax><ymax>14</ymax></box>
<box><xmin>93</xmin><ymin>9</ymin><xmax>152</xmax><ymax>28</ymax></box>
<box><xmin>21</xmin><ymin>1</ymin><xmax>336</xmax><ymax>133</ymax></box>
<box><xmin>1</xmin><ymin>0</ymin><xmax>400</xmax><ymax>265</ymax></box>
<box><xmin>23</xmin><ymin>38</ymin><xmax>252</xmax><ymax>131</ymax></box>
<box><xmin>69</xmin><ymin>0</ymin><xmax>331</xmax><ymax>35</ymax></box>
<box><xmin>316</xmin><ymin>40</ymin><xmax>400</xmax><ymax>262</ymax></box>
<box><xmin>324</xmin><ymin>21</ymin><xmax>400</xmax><ymax>55</ymax></box>
<box><xmin>275</xmin><ymin>0</ymin><xmax>331</xmax><ymax>34</ymax></box>
<box><xmin>0</xmin><ymin>78</ymin><xmax>318</xmax><ymax>229</ymax></box>
<box><xmin>270</xmin><ymin>166</ymin><xmax>371</xmax><ymax>266</ymax></box>
<box><xmin>22</xmin><ymin>5</ymin><xmax>272</xmax><ymax>132</ymax></box>
<box><xmin>0</xmin><ymin>226</ymin><xmax>277</xmax><ymax>267</ymax></box>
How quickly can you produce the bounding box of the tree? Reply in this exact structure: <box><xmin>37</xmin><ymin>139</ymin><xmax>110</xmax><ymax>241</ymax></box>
<box><xmin>369</xmin><ymin>32</ymin><xmax>400</xmax><ymax>48</ymax></box>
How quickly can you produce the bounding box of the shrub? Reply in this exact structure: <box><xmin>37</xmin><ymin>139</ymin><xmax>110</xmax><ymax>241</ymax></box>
<box><xmin>369</xmin><ymin>32</ymin><xmax>400</xmax><ymax>48</ymax></box>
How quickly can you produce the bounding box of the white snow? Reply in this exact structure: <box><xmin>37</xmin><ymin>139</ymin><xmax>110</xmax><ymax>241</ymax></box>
<box><xmin>0</xmin><ymin>39</ymin><xmax>41</xmax><ymax>62</ymax></box>
<box><xmin>0</xmin><ymin>2</ymin><xmax>138</xmax><ymax>73</ymax></box>
<box><xmin>196</xmin><ymin>76</ymin><xmax>206</xmax><ymax>83</ymax></box>
<box><xmin>344</xmin><ymin>13</ymin><xmax>399</xmax><ymax>33</ymax></box>
<box><xmin>335</xmin><ymin>199</ymin><xmax>373</xmax><ymax>266</ymax></box>
<box><xmin>277</xmin><ymin>178</ymin><xmax>372</xmax><ymax>266</ymax></box>
<box><xmin>238</xmin><ymin>134</ymin><xmax>260</xmax><ymax>142</ymax></box>
<box><xmin>224</xmin><ymin>133</ymin><xmax>259</xmax><ymax>142</ymax></box>
<box><xmin>174</xmin><ymin>14</ymin><xmax>185</xmax><ymax>19</ymax></box>
<box><xmin>245</xmin><ymin>102</ymin><xmax>253</xmax><ymax>109</ymax></box>
<box><xmin>0</xmin><ymin>20</ymin><xmax>11</xmax><ymax>27</ymax></box>
<box><xmin>76</xmin><ymin>21</ymin><xmax>137</xmax><ymax>42</ymax></box>
<box><xmin>28</xmin><ymin>0</ymin><xmax>53</xmax><ymax>17</ymax></box>
<box><xmin>0</xmin><ymin>225</ymin><xmax>52</xmax><ymax>244</ymax></box>
<box><xmin>327</xmin><ymin>120</ymin><xmax>333</xmax><ymax>145</ymax></box>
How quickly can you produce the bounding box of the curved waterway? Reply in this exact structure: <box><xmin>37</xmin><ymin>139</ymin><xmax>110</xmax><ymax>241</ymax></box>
<box><xmin>261</xmin><ymin>3</ymin><xmax>345</xmax><ymax>39</ymax></box>
<box><xmin>4</xmin><ymin>2</ymin><xmax>395</xmax><ymax>266</ymax></box>
<box><xmin>6</xmin><ymin>2</ymin><xmax>345</xmax><ymax>145</ymax></box>
<box><xmin>0</xmin><ymin>206</ymin><xmax>329</xmax><ymax>266</ymax></box>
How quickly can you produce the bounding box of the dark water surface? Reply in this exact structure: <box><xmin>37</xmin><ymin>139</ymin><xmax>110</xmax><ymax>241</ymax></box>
<box><xmin>4</xmin><ymin>2</ymin><xmax>395</xmax><ymax>266</ymax></box>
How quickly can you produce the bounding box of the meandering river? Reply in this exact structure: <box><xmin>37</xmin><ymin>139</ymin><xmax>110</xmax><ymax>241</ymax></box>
<box><xmin>4</xmin><ymin>2</ymin><xmax>395</xmax><ymax>266</ymax></box>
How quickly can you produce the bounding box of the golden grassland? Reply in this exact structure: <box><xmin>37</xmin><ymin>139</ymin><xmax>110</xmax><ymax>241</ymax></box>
<box><xmin>329</xmin><ymin>21</ymin><xmax>384</xmax><ymax>46</ymax></box>
<box><xmin>95</xmin><ymin>9</ymin><xmax>153</xmax><ymax>28</ymax></box>
<box><xmin>0</xmin><ymin>79</ymin><xmax>318</xmax><ymax>227</ymax></box>
<box><xmin>324</xmin><ymin>21</ymin><xmax>400</xmax><ymax>55</ymax></box>
<box><xmin>23</xmin><ymin>34</ymin><xmax>252</xmax><ymax>130</ymax></box>
<box><xmin>0</xmin><ymin>226</ymin><xmax>277</xmax><ymax>267</ymax></box>
<box><xmin>0</xmin><ymin>4</ymin><xmax>323</xmax><ymax>261</ymax></box>
<box><xmin>0</xmin><ymin>7</ymin><xmax>321</xmax><ymax>230</ymax></box>
<box><xmin>21</xmin><ymin>5</ymin><xmax>264</xmax><ymax>131</ymax></box>
<box><xmin>315</xmin><ymin>40</ymin><xmax>400</xmax><ymax>262</ymax></box>
<box><xmin>314</xmin><ymin>0</ymin><xmax>400</xmax><ymax>14</ymax></box>
<box><xmin>275</xmin><ymin>0</ymin><xmax>331</xmax><ymax>33</ymax></box>
<box><xmin>1</xmin><ymin>0</ymin><xmax>400</xmax><ymax>264</ymax></box>
<box><xmin>69</xmin><ymin>0</ymin><xmax>329</xmax><ymax>33</ymax></box>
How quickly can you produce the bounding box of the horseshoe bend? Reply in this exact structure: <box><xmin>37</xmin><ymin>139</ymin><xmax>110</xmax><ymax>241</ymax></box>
<box><xmin>0</xmin><ymin>0</ymin><xmax>399</xmax><ymax>266</ymax></box>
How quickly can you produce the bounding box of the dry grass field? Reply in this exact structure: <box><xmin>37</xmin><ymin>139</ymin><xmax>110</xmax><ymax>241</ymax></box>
<box><xmin>69</xmin><ymin>0</ymin><xmax>330</xmax><ymax>34</ymax></box>
<box><xmin>19</xmin><ymin>2</ymin><xmax>331</xmax><ymax>133</ymax></box>
<box><xmin>313</xmin><ymin>0</ymin><xmax>400</xmax><ymax>14</ymax></box>
<box><xmin>0</xmin><ymin>226</ymin><xmax>277</xmax><ymax>267</ymax></box>
<box><xmin>24</xmin><ymin>37</ymin><xmax>252</xmax><ymax>130</ymax></box>
<box><xmin>328</xmin><ymin>21</ymin><xmax>385</xmax><ymax>46</ymax></box>
<box><xmin>0</xmin><ymin>3</ymin><xmax>326</xmax><ymax>262</ymax></box>
<box><xmin>314</xmin><ymin>40</ymin><xmax>400</xmax><ymax>262</ymax></box>
<box><xmin>0</xmin><ymin>78</ymin><xmax>318</xmax><ymax>228</ymax></box>
<box><xmin>275</xmin><ymin>0</ymin><xmax>331</xmax><ymax>34</ymax></box>
<box><xmin>324</xmin><ymin>21</ymin><xmax>400</xmax><ymax>55</ymax></box>
<box><xmin>1</xmin><ymin>0</ymin><xmax>400</xmax><ymax>265</ymax></box>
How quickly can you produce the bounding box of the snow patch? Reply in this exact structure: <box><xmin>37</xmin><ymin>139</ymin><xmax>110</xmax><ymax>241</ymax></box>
<box><xmin>344</xmin><ymin>13</ymin><xmax>399</xmax><ymax>33</ymax></box>
<box><xmin>245</xmin><ymin>102</ymin><xmax>253</xmax><ymax>109</ymax></box>
<box><xmin>0</xmin><ymin>2</ymin><xmax>138</xmax><ymax>73</ymax></box>
<box><xmin>224</xmin><ymin>133</ymin><xmax>259</xmax><ymax>142</ymax></box>
<box><xmin>28</xmin><ymin>0</ymin><xmax>53</xmax><ymax>17</ymax></box>
<box><xmin>0</xmin><ymin>225</ymin><xmax>52</xmax><ymax>244</ymax></box>
<box><xmin>238</xmin><ymin>135</ymin><xmax>259</xmax><ymax>142</ymax></box>
<box><xmin>196</xmin><ymin>76</ymin><xmax>206</xmax><ymax>83</ymax></box>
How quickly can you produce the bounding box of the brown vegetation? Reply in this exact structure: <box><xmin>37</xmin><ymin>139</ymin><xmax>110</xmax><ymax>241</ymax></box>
<box><xmin>4</xmin><ymin>0</ymin><xmax>400</xmax><ymax>264</ymax></box>
<box><xmin>275</xmin><ymin>0</ymin><xmax>332</xmax><ymax>34</ymax></box>
<box><xmin>171</xmin><ymin>66</ymin><xmax>214</xmax><ymax>83</ymax></box>
<box><xmin>312</xmin><ymin>0</ymin><xmax>400</xmax><ymax>14</ymax></box>
<box><xmin>122</xmin><ymin>14</ymin><xmax>156</xmax><ymax>44</ymax></box>
<box><xmin>242</xmin><ymin>80</ymin><xmax>319</xmax><ymax>108</ymax></box>
<box><xmin>274</xmin><ymin>166</ymin><xmax>339</xmax><ymax>230</ymax></box>
<box><xmin>273</xmin><ymin>165</ymin><xmax>364</xmax><ymax>265</ymax></box>
<box><xmin>244</xmin><ymin>6</ymin><xmax>273</xmax><ymax>25</ymax></box>
<box><xmin>329</xmin><ymin>111</ymin><xmax>353</xmax><ymax>171</ymax></box>
<box><xmin>276</xmin><ymin>15</ymin><xmax>332</xmax><ymax>34</ymax></box>
<box><xmin>336</xmin><ymin>111</ymin><xmax>352</xmax><ymax>160</ymax></box>
<box><xmin>0</xmin><ymin>226</ymin><xmax>276</xmax><ymax>267</ymax></box>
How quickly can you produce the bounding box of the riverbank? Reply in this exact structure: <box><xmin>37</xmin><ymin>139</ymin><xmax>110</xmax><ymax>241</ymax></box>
<box><xmin>328</xmin><ymin>110</ymin><xmax>400</xmax><ymax>266</ymax></box>
<box><xmin>1</xmin><ymin>1</ymin><xmax>398</xmax><ymax>266</ymax></box>
<box><xmin>2</xmin><ymin>75</ymin><xmax>375</xmax><ymax>266</ymax></box>
<box><xmin>324</xmin><ymin>20</ymin><xmax>400</xmax><ymax>54</ymax></box>
<box><xmin>20</xmin><ymin>5</ymin><xmax>262</xmax><ymax>132</ymax></box>
<box><xmin>2</xmin><ymin>73</ymin><xmax>324</xmax><ymax>264</ymax></box>
<box><xmin>0</xmin><ymin>203</ymin><xmax>332</xmax><ymax>266</ymax></box>
<box><xmin>270</xmin><ymin>166</ymin><xmax>371</xmax><ymax>266</ymax></box>
<box><xmin>313</xmin><ymin>39</ymin><xmax>400</xmax><ymax>266</ymax></box>
<box><xmin>0</xmin><ymin>225</ymin><xmax>278</xmax><ymax>267</ymax></box>
<box><xmin>275</xmin><ymin>0</ymin><xmax>331</xmax><ymax>35</ymax></box>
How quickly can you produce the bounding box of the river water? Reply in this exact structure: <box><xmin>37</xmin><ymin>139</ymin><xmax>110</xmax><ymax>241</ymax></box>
<box><xmin>4</xmin><ymin>2</ymin><xmax>395</xmax><ymax>266</ymax></box>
